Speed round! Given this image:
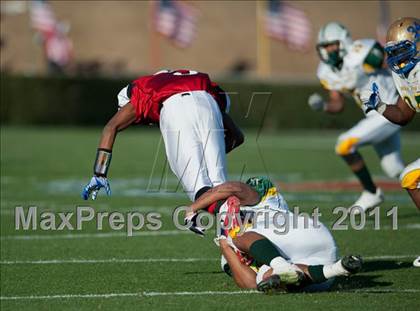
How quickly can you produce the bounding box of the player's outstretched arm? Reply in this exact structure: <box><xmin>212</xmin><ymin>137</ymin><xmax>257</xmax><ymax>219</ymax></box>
<box><xmin>324</xmin><ymin>90</ymin><xmax>345</xmax><ymax>114</ymax></box>
<box><xmin>362</xmin><ymin>84</ymin><xmax>416</xmax><ymax>126</ymax></box>
<box><xmin>308</xmin><ymin>90</ymin><xmax>344</xmax><ymax>114</ymax></box>
<box><xmin>189</xmin><ymin>181</ymin><xmax>259</xmax><ymax>213</ymax></box>
<box><xmin>81</xmin><ymin>103</ymin><xmax>137</xmax><ymax>200</ymax></box>
<box><xmin>222</xmin><ymin>113</ymin><xmax>244</xmax><ymax>153</ymax></box>
<box><xmin>219</xmin><ymin>238</ymin><xmax>257</xmax><ymax>289</ymax></box>
<box><xmin>382</xmin><ymin>97</ymin><xmax>416</xmax><ymax>126</ymax></box>
<box><xmin>98</xmin><ymin>103</ymin><xmax>137</xmax><ymax>150</ymax></box>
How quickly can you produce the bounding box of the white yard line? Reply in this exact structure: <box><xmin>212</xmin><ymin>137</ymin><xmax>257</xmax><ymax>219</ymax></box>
<box><xmin>0</xmin><ymin>291</ymin><xmax>259</xmax><ymax>301</ymax></box>
<box><xmin>1</xmin><ymin>222</ymin><xmax>419</xmax><ymax>241</ymax></box>
<box><xmin>0</xmin><ymin>258</ymin><xmax>218</xmax><ymax>265</ymax></box>
<box><xmin>0</xmin><ymin>205</ymin><xmax>175</xmax><ymax>216</ymax></box>
<box><xmin>1</xmin><ymin>288</ymin><xmax>419</xmax><ymax>301</ymax></box>
<box><xmin>0</xmin><ymin>254</ymin><xmax>417</xmax><ymax>266</ymax></box>
<box><xmin>0</xmin><ymin>230</ymin><xmax>190</xmax><ymax>240</ymax></box>
<box><xmin>0</xmin><ymin>196</ymin><xmax>413</xmax><ymax>215</ymax></box>
<box><xmin>0</xmin><ymin>194</ymin><xmax>414</xmax><ymax>216</ymax></box>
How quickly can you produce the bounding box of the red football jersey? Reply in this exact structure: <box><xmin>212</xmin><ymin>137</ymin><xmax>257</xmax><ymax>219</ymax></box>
<box><xmin>129</xmin><ymin>70</ymin><xmax>228</xmax><ymax>124</ymax></box>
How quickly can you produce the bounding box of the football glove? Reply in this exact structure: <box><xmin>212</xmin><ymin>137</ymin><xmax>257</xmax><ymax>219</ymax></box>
<box><xmin>214</xmin><ymin>234</ymin><xmax>254</xmax><ymax>265</ymax></box>
<box><xmin>308</xmin><ymin>93</ymin><xmax>326</xmax><ymax>111</ymax></box>
<box><xmin>214</xmin><ymin>235</ymin><xmax>238</xmax><ymax>250</ymax></box>
<box><xmin>81</xmin><ymin>176</ymin><xmax>111</xmax><ymax>200</ymax></box>
<box><xmin>361</xmin><ymin>82</ymin><xmax>386</xmax><ymax>114</ymax></box>
<box><xmin>184</xmin><ymin>212</ymin><xmax>206</xmax><ymax>236</ymax></box>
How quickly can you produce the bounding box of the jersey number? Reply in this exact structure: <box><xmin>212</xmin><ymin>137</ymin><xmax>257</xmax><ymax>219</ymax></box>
<box><xmin>404</xmin><ymin>94</ymin><xmax>420</xmax><ymax>109</ymax></box>
<box><xmin>172</xmin><ymin>70</ymin><xmax>198</xmax><ymax>76</ymax></box>
<box><xmin>154</xmin><ymin>69</ymin><xmax>198</xmax><ymax>76</ymax></box>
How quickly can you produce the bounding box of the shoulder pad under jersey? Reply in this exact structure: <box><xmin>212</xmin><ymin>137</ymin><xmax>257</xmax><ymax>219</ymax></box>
<box><xmin>344</xmin><ymin>39</ymin><xmax>376</xmax><ymax>69</ymax></box>
<box><xmin>316</xmin><ymin>62</ymin><xmax>336</xmax><ymax>90</ymax></box>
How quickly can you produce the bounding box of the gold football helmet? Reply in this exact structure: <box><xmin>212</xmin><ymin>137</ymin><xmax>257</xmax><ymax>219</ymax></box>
<box><xmin>385</xmin><ymin>17</ymin><xmax>420</xmax><ymax>75</ymax></box>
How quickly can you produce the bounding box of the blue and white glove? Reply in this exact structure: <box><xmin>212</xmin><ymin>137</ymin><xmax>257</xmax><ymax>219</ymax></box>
<box><xmin>81</xmin><ymin>176</ymin><xmax>111</xmax><ymax>200</ymax></box>
<box><xmin>361</xmin><ymin>83</ymin><xmax>386</xmax><ymax>114</ymax></box>
<box><xmin>308</xmin><ymin>93</ymin><xmax>326</xmax><ymax>111</ymax></box>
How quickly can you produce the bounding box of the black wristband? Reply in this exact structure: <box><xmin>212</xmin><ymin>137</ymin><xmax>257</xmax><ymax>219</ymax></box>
<box><xmin>94</xmin><ymin>148</ymin><xmax>112</xmax><ymax>177</ymax></box>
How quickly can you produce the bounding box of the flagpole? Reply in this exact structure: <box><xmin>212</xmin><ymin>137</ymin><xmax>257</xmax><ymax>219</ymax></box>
<box><xmin>256</xmin><ymin>0</ymin><xmax>271</xmax><ymax>78</ymax></box>
<box><xmin>149</xmin><ymin>1</ymin><xmax>161</xmax><ymax>71</ymax></box>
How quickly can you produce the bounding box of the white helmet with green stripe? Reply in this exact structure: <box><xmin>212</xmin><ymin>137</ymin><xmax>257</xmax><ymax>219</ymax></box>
<box><xmin>317</xmin><ymin>22</ymin><xmax>353</xmax><ymax>69</ymax></box>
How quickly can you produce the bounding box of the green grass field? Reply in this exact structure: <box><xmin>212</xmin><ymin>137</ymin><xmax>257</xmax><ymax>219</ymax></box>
<box><xmin>1</xmin><ymin>127</ymin><xmax>419</xmax><ymax>310</ymax></box>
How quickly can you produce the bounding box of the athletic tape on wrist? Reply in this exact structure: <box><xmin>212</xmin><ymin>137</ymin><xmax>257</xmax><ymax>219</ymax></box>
<box><xmin>94</xmin><ymin>148</ymin><xmax>112</xmax><ymax>176</ymax></box>
<box><xmin>377</xmin><ymin>101</ymin><xmax>387</xmax><ymax>114</ymax></box>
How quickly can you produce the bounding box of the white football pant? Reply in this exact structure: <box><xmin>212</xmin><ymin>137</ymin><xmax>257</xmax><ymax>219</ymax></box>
<box><xmin>335</xmin><ymin>111</ymin><xmax>404</xmax><ymax>178</ymax></box>
<box><xmin>247</xmin><ymin>210</ymin><xmax>338</xmax><ymax>266</ymax></box>
<box><xmin>160</xmin><ymin>91</ymin><xmax>227</xmax><ymax>201</ymax></box>
<box><xmin>400</xmin><ymin>158</ymin><xmax>420</xmax><ymax>190</ymax></box>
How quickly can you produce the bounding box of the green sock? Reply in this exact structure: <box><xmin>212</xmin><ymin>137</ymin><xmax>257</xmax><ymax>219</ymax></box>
<box><xmin>249</xmin><ymin>238</ymin><xmax>282</xmax><ymax>266</ymax></box>
<box><xmin>308</xmin><ymin>265</ymin><xmax>327</xmax><ymax>283</ymax></box>
<box><xmin>342</xmin><ymin>153</ymin><xmax>376</xmax><ymax>194</ymax></box>
<box><xmin>354</xmin><ymin>166</ymin><xmax>377</xmax><ymax>194</ymax></box>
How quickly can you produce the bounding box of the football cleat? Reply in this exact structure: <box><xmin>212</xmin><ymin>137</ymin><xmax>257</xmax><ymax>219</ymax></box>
<box><xmin>257</xmin><ymin>270</ymin><xmax>305</xmax><ymax>294</ymax></box>
<box><xmin>257</xmin><ymin>275</ymin><xmax>286</xmax><ymax>294</ymax></box>
<box><xmin>270</xmin><ymin>257</ymin><xmax>305</xmax><ymax>285</ymax></box>
<box><xmin>413</xmin><ymin>256</ymin><xmax>420</xmax><ymax>268</ymax></box>
<box><xmin>257</xmin><ymin>257</ymin><xmax>305</xmax><ymax>294</ymax></box>
<box><xmin>341</xmin><ymin>255</ymin><xmax>363</xmax><ymax>275</ymax></box>
<box><xmin>350</xmin><ymin>188</ymin><xmax>384</xmax><ymax>214</ymax></box>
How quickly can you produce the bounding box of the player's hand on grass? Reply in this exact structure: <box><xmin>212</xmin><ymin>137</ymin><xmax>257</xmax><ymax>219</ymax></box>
<box><xmin>217</xmin><ymin>238</ymin><xmax>232</xmax><ymax>252</ymax></box>
<box><xmin>308</xmin><ymin>93</ymin><xmax>326</xmax><ymax>111</ymax></box>
<box><xmin>361</xmin><ymin>82</ymin><xmax>382</xmax><ymax>113</ymax></box>
<box><xmin>81</xmin><ymin>176</ymin><xmax>111</xmax><ymax>200</ymax></box>
<box><xmin>214</xmin><ymin>235</ymin><xmax>228</xmax><ymax>247</ymax></box>
<box><xmin>214</xmin><ymin>235</ymin><xmax>236</xmax><ymax>250</ymax></box>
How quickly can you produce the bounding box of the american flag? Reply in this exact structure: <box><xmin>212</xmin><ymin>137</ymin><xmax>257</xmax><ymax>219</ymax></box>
<box><xmin>30</xmin><ymin>0</ymin><xmax>56</xmax><ymax>36</ymax></box>
<box><xmin>265</xmin><ymin>0</ymin><xmax>312</xmax><ymax>52</ymax></box>
<box><xmin>30</xmin><ymin>1</ymin><xmax>72</xmax><ymax>70</ymax></box>
<box><xmin>45</xmin><ymin>28</ymin><xmax>73</xmax><ymax>67</ymax></box>
<box><xmin>153</xmin><ymin>0</ymin><xmax>198</xmax><ymax>48</ymax></box>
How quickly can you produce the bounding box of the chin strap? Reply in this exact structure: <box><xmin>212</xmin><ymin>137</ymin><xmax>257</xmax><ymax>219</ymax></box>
<box><xmin>94</xmin><ymin>148</ymin><xmax>112</xmax><ymax>177</ymax></box>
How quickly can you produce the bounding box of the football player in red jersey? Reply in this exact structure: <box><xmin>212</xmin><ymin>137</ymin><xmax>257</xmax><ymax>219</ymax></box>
<box><xmin>81</xmin><ymin>69</ymin><xmax>244</xmax><ymax>209</ymax></box>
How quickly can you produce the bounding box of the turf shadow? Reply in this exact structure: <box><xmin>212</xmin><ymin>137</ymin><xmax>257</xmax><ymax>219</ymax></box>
<box><xmin>362</xmin><ymin>260</ymin><xmax>413</xmax><ymax>273</ymax></box>
<box><xmin>332</xmin><ymin>274</ymin><xmax>392</xmax><ymax>291</ymax></box>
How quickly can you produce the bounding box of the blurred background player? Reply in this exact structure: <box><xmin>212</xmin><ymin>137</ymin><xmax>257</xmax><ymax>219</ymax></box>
<box><xmin>81</xmin><ymin>69</ymin><xmax>244</xmax><ymax>203</ymax></box>
<box><xmin>188</xmin><ymin>177</ymin><xmax>362</xmax><ymax>292</ymax></box>
<box><xmin>362</xmin><ymin>17</ymin><xmax>419</xmax><ymax>211</ymax></box>
<box><xmin>308</xmin><ymin>22</ymin><xmax>405</xmax><ymax>211</ymax></box>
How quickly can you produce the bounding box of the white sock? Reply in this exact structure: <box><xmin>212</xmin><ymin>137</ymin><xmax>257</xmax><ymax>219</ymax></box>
<box><xmin>323</xmin><ymin>260</ymin><xmax>348</xmax><ymax>279</ymax></box>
